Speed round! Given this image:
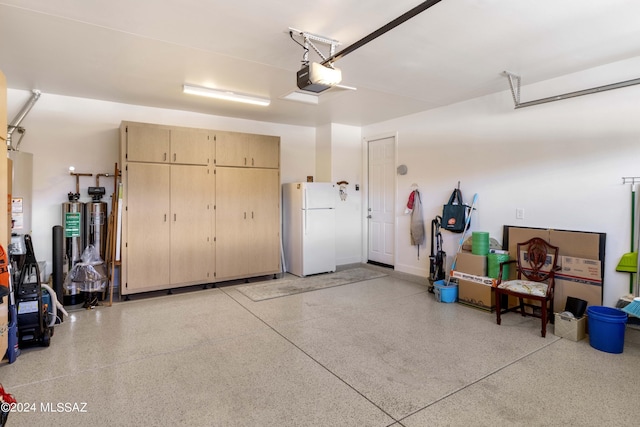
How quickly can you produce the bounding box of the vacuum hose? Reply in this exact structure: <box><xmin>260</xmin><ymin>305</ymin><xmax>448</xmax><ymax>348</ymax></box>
<box><xmin>41</xmin><ymin>283</ymin><xmax>69</xmax><ymax>327</ymax></box>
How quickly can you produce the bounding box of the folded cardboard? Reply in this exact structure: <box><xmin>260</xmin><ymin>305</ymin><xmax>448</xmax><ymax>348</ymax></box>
<box><xmin>503</xmin><ymin>226</ymin><xmax>605</xmax><ymax>313</ymax></box>
<box><xmin>559</xmin><ymin>256</ymin><xmax>602</xmax><ymax>285</ymax></box>
<box><xmin>554</xmin><ymin>313</ymin><xmax>587</xmax><ymax>341</ymax></box>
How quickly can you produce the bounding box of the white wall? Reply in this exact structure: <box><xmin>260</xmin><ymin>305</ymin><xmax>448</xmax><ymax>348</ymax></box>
<box><xmin>363</xmin><ymin>56</ymin><xmax>640</xmax><ymax>307</ymax></box>
<box><xmin>315</xmin><ymin>124</ymin><xmax>332</xmax><ymax>183</ymax></box>
<box><xmin>328</xmin><ymin>124</ymin><xmax>363</xmax><ymax>265</ymax></box>
<box><xmin>6</xmin><ymin>90</ymin><xmax>316</xmax><ymax>277</ymax></box>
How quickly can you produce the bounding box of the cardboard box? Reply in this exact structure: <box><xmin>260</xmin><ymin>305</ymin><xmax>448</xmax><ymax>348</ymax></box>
<box><xmin>455</xmin><ymin>252</ymin><xmax>487</xmax><ymax>276</ymax></box>
<box><xmin>554</xmin><ymin>313</ymin><xmax>586</xmax><ymax>341</ymax></box>
<box><xmin>457</xmin><ymin>278</ymin><xmax>495</xmax><ymax>311</ymax></box>
<box><xmin>455</xmin><ymin>253</ymin><xmax>495</xmax><ymax>311</ymax></box>
<box><xmin>1</xmin><ymin>295</ymin><xmax>8</xmax><ymax>359</ymax></box>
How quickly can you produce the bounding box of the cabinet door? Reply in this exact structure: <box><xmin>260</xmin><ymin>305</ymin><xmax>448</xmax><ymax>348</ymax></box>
<box><xmin>215</xmin><ymin>167</ymin><xmax>250</xmax><ymax>279</ymax></box>
<box><xmin>171</xmin><ymin>128</ymin><xmax>210</xmax><ymax>165</ymax></box>
<box><xmin>126</xmin><ymin>124</ymin><xmax>170</xmax><ymax>163</ymax></box>
<box><xmin>215</xmin><ymin>132</ymin><xmax>249</xmax><ymax>167</ymax></box>
<box><xmin>249</xmin><ymin>134</ymin><xmax>280</xmax><ymax>169</ymax></box>
<box><xmin>170</xmin><ymin>165</ymin><xmax>211</xmax><ymax>284</ymax></box>
<box><xmin>247</xmin><ymin>168</ymin><xmax>281</xmax><ymax>275</ymax></box>
<box><xmin>124</xmin><ymin>163</ymin><xmax>171</xmax><ymax>293</ymax></box>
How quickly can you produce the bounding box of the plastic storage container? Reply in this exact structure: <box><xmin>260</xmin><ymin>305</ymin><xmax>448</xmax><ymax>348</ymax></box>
<box><xmin>434</xmin><ymin>280</ymin><xmax>458</xmax><ymax>303</ymax></box>
<box><xmin>586</xmin><ymin>306</ymin><xmax>627</xmax><ymax>354</ymax></box>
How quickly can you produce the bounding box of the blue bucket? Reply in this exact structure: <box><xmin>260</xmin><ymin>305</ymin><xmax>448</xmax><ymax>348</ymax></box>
<box><xmin>434</xmin><ymin>280</ymin><xmax>457</xmax><ymax>303</ymax></box>
<box><xmin>586</xmin><ymin>306</ymin><xmax>627</xmax><ymax>354</ymax></box>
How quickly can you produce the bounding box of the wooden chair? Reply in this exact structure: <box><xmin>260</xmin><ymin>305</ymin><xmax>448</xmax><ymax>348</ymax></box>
<box><xmin>495</xmin><ymin>237</ymin><xmax>560</xmax><ymax>337</ymax></box>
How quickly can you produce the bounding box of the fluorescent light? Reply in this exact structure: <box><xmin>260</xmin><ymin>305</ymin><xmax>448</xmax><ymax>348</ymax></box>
<box><xmin>280</xmin><ymin>90</ymin><xmax>319</xmax><ymax>105</ymax></box>
<box><xmin>183</xmin><ymin>84</ymin><xmax>270</xmax><ymax>106</ymax></box>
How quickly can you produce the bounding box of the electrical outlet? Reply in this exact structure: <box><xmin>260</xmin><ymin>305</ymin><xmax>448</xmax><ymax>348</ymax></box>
<box><xmin>516</xmin><ymin>208</ymin><xmax>525</xmax><ymax>220</ymax></box>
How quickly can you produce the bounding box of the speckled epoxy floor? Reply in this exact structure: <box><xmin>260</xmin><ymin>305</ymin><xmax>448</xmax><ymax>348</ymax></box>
<box><xmin>2</xmin><ymin>266</ymin><xmax>639</xmax><ymax>426</ymax></box>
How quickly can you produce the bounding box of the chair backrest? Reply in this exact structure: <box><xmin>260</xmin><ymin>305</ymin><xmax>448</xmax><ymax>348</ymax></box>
<box><xmin>516</xmin><ymin>237</ymin><xmax>559</xmax><ymax>283</ymax></box>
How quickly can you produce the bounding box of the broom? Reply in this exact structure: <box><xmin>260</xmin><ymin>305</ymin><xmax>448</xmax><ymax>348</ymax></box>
<box><xmin>622</xmin><ymin>297</ymin><xmax>640</xmax><ymax>318</ymax></box>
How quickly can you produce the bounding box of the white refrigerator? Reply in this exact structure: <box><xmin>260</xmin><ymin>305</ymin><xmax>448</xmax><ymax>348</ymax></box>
<box><xmin>282</xmin><ymin>182</ymin><xmax>336</xmax><ymax>277</ymax></box>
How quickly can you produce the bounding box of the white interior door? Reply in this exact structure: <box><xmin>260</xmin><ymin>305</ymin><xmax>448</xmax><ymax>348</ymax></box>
<box><xmin>367</xmin><ymin>137</ymin><xmax>395</xmax><ymax>267</ymax></box>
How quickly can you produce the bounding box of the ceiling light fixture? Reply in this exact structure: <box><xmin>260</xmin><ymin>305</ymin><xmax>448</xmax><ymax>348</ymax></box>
<box><xmin>280</xmin><ymin>90</ymin><xmax>320</xmax><ymax>105</ymax></box>
<box><xmin>183</xmin><ymin>84</ymin><xmax>270</xmax><ymax>107</ymax></box>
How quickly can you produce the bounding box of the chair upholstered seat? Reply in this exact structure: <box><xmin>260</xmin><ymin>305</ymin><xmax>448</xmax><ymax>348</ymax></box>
<box><xmin>496</xmin><ymin>280</ymin><xmax>548</xmax><ymax>297</ymax></box>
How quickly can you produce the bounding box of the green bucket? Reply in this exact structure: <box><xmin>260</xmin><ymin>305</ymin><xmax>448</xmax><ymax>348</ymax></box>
<box><xmin>487</xmin><ymin>253</ymin><xmax>510</xmax><ymax>280</ymax></box>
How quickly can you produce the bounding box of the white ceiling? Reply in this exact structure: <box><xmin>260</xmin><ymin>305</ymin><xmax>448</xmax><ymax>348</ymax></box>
<box><xmin>2</xmin><ymin>0</ymin><xmax>640</xmax><ymax>127</ymax></box>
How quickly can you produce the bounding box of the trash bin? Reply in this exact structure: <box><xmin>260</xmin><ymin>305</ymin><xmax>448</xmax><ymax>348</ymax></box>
<box><xmin>586</xmin><ymin>306</ymin><xmax>627</xmax><ymax>354</ymax></box>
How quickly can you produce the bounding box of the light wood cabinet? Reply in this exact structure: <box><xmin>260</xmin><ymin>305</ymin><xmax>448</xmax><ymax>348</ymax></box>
<box><xmin>169</xmin><ymin>165</ymin><xmax>211</xmax><ymax>284</ymax></box>
<box><xmin>122</xmin><ymin>163</ymin><xmax>211</xmax><ymax>294</ymax></box>
<box><xmin>215</xmin><ymin>167</ymin><xmax>280</xmax><ymax>281</ymax></box>
<box><xmin>215</xmin><ymin>131</ymin><xmax>279</xmax><ymax>168</ymax></box>
<box><xmin>123</xmin><ymin>122</ymin><xmax>210</xmax><ymax>165</ymax></box>
<box><xmin>120</xmin><ymin>121</ymin><xmax>279</xmax><ymax>295</ymax></box>
<box><xmin>123</xmin><ymin>163</ymin><xmax>171</xmax><ymax>293</ymax></box>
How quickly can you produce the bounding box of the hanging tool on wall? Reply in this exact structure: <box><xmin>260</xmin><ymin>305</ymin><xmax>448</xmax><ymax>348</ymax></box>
<box><xmin>617</xmin><ymin>177</ymin><xmax>640</xmax><ymax>294</ymax></box>
<box><xmin>406</xmin><ymin>184</ymin><xmax>425</xmax><ymax>259</ymax></box>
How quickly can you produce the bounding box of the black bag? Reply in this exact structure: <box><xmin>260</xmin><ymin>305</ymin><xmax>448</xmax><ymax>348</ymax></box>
<box><xmin>442</xmin><ymin>189</ymin><xmax>468</xmax><ymax>233</ymax></box>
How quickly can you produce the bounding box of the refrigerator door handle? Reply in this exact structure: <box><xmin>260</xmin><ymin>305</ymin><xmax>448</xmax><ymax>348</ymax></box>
<box><xmin>303</xmin><ymin>187</ymin><xmax>308</xmax><ymax>210</ymax></box>
<box><xmin>303</xmin><ymin>208</ymin><xmax>308</xmax><ymax>235</ymax></box>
